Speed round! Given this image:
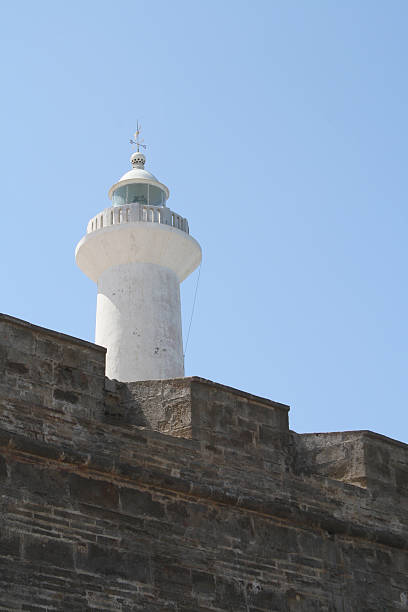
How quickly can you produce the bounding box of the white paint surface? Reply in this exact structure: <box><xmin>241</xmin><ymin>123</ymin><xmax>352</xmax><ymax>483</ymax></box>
<box><xmin>75</xmin><ymin>221</ymin><xmax>201</xmax><ymax>283</ymax></box>
<box><xmin>96</xmin><ymin>262</ymin><xmax>184</xmax><ymax>381</ymax></box>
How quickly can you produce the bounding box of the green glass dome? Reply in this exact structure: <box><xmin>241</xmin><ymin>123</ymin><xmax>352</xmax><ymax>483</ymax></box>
<box><xmin>112</xmin><ymin>182</ymin><xmax>166</xmax><ymax>207</ymax></box>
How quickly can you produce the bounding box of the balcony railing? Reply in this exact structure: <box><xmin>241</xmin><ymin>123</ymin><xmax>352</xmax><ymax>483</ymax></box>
<box><xmin>87</xmin><ymin>204</ymin><xmax>189</xmax><ymax>235</ymax></box>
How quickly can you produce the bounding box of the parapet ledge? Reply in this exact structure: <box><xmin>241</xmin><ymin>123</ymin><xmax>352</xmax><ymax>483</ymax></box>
<box><xmin>0</xmin><ymin>313</ymin><xmax>106</xmax><ymax>355</ymax></box>
<box><xmin>105</xmin><ymin>376</ymin><xmax>290</xmax><ymax>446</ymax></box>
<box><xmin>0</xmin><ymin>313</ymin><xmax>106</xmax><ymax>421</ymax></box>
<box><xmin>294</xmin><ymin>430</ymin><xmax>408</xmax><ymax>495</ymax></box>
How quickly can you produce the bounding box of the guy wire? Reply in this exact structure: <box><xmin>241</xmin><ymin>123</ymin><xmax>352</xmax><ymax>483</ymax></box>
<box><xmin>183</xmin><ymin>262</ymin><xmax>202</xmax><ymax>357</ymax></box>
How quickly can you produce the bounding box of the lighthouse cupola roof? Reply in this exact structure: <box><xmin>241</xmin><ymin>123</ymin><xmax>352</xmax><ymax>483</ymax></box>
<box><xmin>108</xmin><ymin>125</ymin><xmax>170</xmax><ymax>207</ymax></box>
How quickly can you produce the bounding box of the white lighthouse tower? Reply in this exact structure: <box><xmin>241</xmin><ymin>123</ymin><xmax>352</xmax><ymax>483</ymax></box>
<box><xmin>75</xmin><ymin>128</ymin><xmax>202</xmax><ymax>382</ymax></box>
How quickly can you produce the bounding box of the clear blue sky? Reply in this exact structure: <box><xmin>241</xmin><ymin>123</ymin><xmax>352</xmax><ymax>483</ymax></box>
<box><xmin>1</xmin><ymin>1</ymin><xmax>407</xmax><ymax>441</ymax></box>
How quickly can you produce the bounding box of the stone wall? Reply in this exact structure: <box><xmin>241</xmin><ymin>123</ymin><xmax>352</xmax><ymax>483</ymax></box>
<box><xmin>1</xmin><ymin>313</ymin><xmax>408</xmax><ymax>611</ymax></box>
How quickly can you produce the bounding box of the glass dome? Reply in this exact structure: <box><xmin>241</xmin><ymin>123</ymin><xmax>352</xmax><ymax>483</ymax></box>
<box><xmin>112</xmin><ymin>183</ymin><xmax>166</xmax><ymax>207</ymax></box>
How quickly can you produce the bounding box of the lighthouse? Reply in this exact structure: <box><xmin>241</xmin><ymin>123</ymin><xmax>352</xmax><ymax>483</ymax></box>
<box><xmin>75</xmin><ymin>127</ymin><xmax>202</xmax><ymax>382</ymax></box>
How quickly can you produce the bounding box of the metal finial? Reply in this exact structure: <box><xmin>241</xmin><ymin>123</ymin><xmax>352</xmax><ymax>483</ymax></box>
<box><xmin>130</xmin><ymin>121</ymin><xmax>147</xmax><ymax>152</ymax></box>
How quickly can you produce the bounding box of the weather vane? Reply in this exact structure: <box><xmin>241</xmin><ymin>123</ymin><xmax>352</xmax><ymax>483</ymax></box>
<box><xmin>130</xmin><ymin>121</ymin><xmax>147</xmax><ymax>152</ymax></box>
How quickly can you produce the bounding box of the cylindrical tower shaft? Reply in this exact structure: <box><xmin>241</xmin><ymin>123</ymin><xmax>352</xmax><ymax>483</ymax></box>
<box><xmin>96</xmin><ymin>262</ymin><xmax>183</xmax><ymax>381</ymax></box>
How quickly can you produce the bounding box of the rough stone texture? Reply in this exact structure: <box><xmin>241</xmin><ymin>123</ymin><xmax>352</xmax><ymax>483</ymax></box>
<box><xmin>0</xmin><ymin>313</ymin><xmax>408</xmax><ymax>611</ymax></box>
<box><xmin>294</xmin><ymin>430</ymin><xmax>408</xmax><ymax>492</ymax></box>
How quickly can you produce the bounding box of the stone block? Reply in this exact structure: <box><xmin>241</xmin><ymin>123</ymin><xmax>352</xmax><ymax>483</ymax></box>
<box><xmin>294</xmin><ymin>431</ymin><xmax>367</xmax><ymax>486</ymax></box>
<box><xmin>1</xmin><ymin>318</ymin><xmax>35</xmax><ymax>354</ymax></box>
<box><xmin>122</xmin><ymin>378</ymin><xmax>192</xmax><ymax>433</ymax></box>
<box><xmin>53</xmin><ymin>387</ymin><xmax>79</xmax><ymax>404</ymax></box>
<box><xmin>10</xmin><ymin>461</ymin><xmax>67</xmax><ymax>503</ymax></box>
<box><xmin>0</xmin><ymin>529</ymin><xmax>20</xmax><ymax>558</ymax></box>
<box><xmin>120</xmin><ymin>487</ymin><xmax>165</xmax><ymax>519</ymax></box>
<box><xmin>0</xmin><ymin>455</ymin><xmax>7</xmax><ymax>481</ymax></box>
<box><xmin>24</xmin><ymin>535</ymin><xmax>74</xmax><ymax>569</ymax></box>
<box><xmin>0</xmin><ymin>314</ymin><xmax>106</xmax><ymax>424</ymax></box>
<box><xmin>215</xmin><ymin>577</ymin><xmax>248</xmax><ymax>611</ymax></box>
<box><xmin>77</xmin><ymin>543</ymin><xmax>150</xmax><ymax>582</ymax></box>
<box><xmin>192</xmin><ymin>570</ymin><xmax>215</xmax><ymax>596</ymax></box>
<box><xmin>189</xmin><ymin>378</ymin><xmax>289</xmax><ymax>451</ymax></box>
<box><xmin>69</xmin><ymin>473</ymin><xmax>119</xmax><ymax>510</ymax></box>
<box><xmin>395</xmin><ymin>467</ymin><xmax>408</xmax><ymax>495</ymax></box>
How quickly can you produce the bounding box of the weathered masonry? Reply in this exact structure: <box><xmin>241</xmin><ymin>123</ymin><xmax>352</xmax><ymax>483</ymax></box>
<box><xmin>1</xmin><ymin>313</ymin><xmax>408</xmax><ymax>611</ymax></box>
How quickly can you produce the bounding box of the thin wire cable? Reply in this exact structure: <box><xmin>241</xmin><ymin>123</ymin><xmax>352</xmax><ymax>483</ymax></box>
<box><xmin>183</xmin><ymin>262</ymin><xmax>202</xmax><ymax>357</ymax></box>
